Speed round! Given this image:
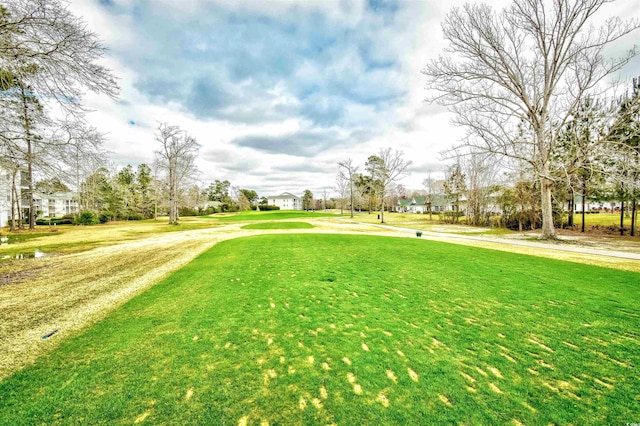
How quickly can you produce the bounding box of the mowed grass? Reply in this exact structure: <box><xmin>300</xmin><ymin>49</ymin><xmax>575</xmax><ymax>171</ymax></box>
<box><xmin>0</xmin><ymin>217</ymin><xmax>224</xmax><ymax>257</ymax></box>
<box><xmin>1</xmin><ymin>235</ymin><xmax>638</xmax><ymax>425</ymax></box>
<box><xmin>573</xmin><ymin>212</ymin><xmax>634</xmax><ymax>227</ymax></box>
<box><xmin>241</xmin><ymin>222</ymin><xmax>314</xmax><ymax>230</ymax></box>
<box><xmin>212</xmin><ymin>210</ymin><xmax>340</xmax><ymax>222</ymax></box>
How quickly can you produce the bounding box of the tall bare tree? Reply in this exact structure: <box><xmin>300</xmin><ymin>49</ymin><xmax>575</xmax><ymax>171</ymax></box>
<box><xmin>367</xmin><ymin>148</ymin><xmax>412</xmax><ymax>223</ymax></box>
<box><xmin>423</xmin><ymin>0</ymin><xmax>639</xmax><ymax>239</ymax></box>
<box><xmin>338</xmin><ymin>158</ymin><xmax>359</xmax><ymax>218</ymax></box>
<box><xmin>154</xmin><ymin>123</ymin><xmax>199</xmax><ymax>224</ymax></box>
<box><xmin>335</xmin><ymin>172</ymin><xmax>349</xmax><ymax>215</ymax></box>
<box><xmin>461</xmin><ymin>152</ymin><xmax>502</xmax><ymax>226</ymax></box>
<box><xmin>0</xmin><ymin>0</ymin><xmax>118</xmax><ymax>228</ymax></box>
<box><xmin>0</xmin><ymin>0</ymin><xmax>118</xmax><ymax>113</ymax></box>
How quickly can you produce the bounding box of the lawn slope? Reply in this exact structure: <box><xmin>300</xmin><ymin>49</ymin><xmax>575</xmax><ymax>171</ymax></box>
<box><xmin>0</xmin><ymin>234</ymin><xmax>638</xmax><ymax>425</ymax></box>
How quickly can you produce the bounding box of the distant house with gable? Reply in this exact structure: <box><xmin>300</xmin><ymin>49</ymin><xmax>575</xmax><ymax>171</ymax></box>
<box><xmin>396</xmin><ymin>195</ymin><xmax>448</xmax><ymax>214</ymax></box>
<box><xmin>267</xmin><ymin>192</ymin><xmax>302</xmax><ymax>211</ymax></box>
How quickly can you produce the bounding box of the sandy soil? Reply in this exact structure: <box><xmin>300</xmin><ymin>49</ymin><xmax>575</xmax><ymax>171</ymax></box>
<box><xmin>0</xmin><ymin>219</ymin><xmax>638</xmax><ymax>381</ymax></box>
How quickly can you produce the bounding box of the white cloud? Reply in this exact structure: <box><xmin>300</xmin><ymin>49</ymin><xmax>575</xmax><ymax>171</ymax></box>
<box><xmin>64</xmin><ymin>0</ymin><xmax>639</xmax><ymax>197</ymax></box>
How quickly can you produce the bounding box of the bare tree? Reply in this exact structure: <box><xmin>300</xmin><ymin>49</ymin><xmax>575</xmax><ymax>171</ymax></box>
<box><xmin>0</xmin><ymin>0</ymin><xmax>118</xmax><ymax>114</ymax></box>
<box><xmin>337</xmin><ymin>158</ymin><xmax>359</xmax><ymax>218</ymax></box>
<box><xmin>322</xmin><ymin>188</ymin><xmax>328</xmax><ymax>212</ymax></box>
<box><xmin>422</xmin><ymin>171</ymin><xmax>440</xmax><ymax>221</ymax></box>
<box><xmin>367</xmin><ymin>148</ymin><xmax>412</xmax><ymax>223</ymax></box>
<box><xmin>443</xmin><ymin>163</ymin><xmax>466</xmax><ymax>224</ymax></box>
<box><xmin>423</xmin><ymin>0</ymin><xmax>639</xmax><ymax>239</ymax></box>
<box><xmin>461</xmin><ymin>152</ymin><xmax>502</xmax><ymax>226</ymax></box>
<box><xmin>154</xmin><ymin>123</ymin><xmax>199</xmax><ymax>224</ymax></box>
<box><xmin>0</xmin><ymin>0</ymin><xmax>118</xmax><ymax>228</ymax></box>
<box><xmin>607</xmin><ymin>76</ymin><xmax>640</xmax><ymax>236</ymax></box>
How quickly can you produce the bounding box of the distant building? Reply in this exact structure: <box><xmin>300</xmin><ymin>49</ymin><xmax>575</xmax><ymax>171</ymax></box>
<box><xmin>267</xmin><ymin>192</ymin><xmax>302</xmax><ymax>211</ymax></box>
<box><xmin>0</xmin><ymin>167</ymin><xmax>28</xmax><ymax>228</ymax></box>
<box><xmin>33</xmin><ymin>191</ymin><xmax>79</xmax><ymax>218</ymax></box>
<box><xmin>396</xmin><ymin>195</ymin><xmax>448</xmax><ymax>214</ymax></box>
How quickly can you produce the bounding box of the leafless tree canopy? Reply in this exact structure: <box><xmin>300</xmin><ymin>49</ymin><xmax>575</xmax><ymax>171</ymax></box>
<box><xmin>0</xmin><ymin>0</ymin><xmax>118</xmax><ymax>112</ymax></box>
<box><xmin>0</xmin><ymin>0</ymin><xmax>118</xmax><ymax>228</ymax></box>
<box><xmin>423</xmin><ymin>0</ymin><xmax>639</xmax><ymax>238</ymax></box>
<box><xmin>370</xmin><ymin>147</ymin><xmax>412</xmax><ymax>223</ymax></box>
<box><xmin>337</xmin><ymin>158</ymin><xmax>359</xmax><ymax>218</ymax></box>
<box><xmin>154</xmin><ymin>123</ymin><xmax>199</xmax><ymax>224</ymax></box>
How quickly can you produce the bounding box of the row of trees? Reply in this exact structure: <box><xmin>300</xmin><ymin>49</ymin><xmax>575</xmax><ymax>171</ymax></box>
<box><xmin>337</xmin><ymin>148</ymin><xmax>412</xmax><ymax>222</ymax></box>
<box><xmin>423</xmin><ymin>0</ymin><xmax>639</xmax><ymax>239</ymax></box>
<box><xmin>425</xmin><ymin>75</ymin><xmax>640</xmax><ymax>236</ymax></box>
<box><xmin>0</xmin><ymin>0</ymin><xmax>118</xmax><ymax>230</ymax></box>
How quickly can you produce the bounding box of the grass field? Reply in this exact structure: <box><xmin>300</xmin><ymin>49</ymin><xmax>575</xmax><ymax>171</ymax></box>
<box><xmin>241</xmin><ymin>222</ymin><xmax>314</xmax><ymax>230</ymax></box>
<box><xmin>0</xmin><ymin>217</ymin><xmax>225</xmax><ymax>258</ymax></box>
<box><xmin>573</xmin><ymin>212</ymin><xmax>634</xmax><ymax>227</ymax></box>
<box><xmin>212</xmin><ymin>211</ymin><xmax>341</xmax><ymax>222</ymax></box>
<box><xmin>1</xmin><ymin>234</ymin><xmax>637</xmax><ymax>425</ymax></box>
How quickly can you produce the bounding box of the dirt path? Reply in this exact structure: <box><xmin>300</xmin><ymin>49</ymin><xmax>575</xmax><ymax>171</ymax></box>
<box><xmin>1</xmin><ymin>219</ymin><xmax>638</xmax><ymax>381</ymax></box>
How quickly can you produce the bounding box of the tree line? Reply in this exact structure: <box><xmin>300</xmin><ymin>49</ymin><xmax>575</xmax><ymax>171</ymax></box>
<box><xmin>0</xmin><ymin>0</ymin><xmax>117</xmax><ymax>230</ymax></box>
<box><xmin>337</xmin><ymin>147</ymin><xmax>412</xmax><ymax>222</ymax></box>
<box><xmin>423</xmin><ymin>0</ymin><xmax>639</xmax><ymax>239</ymax></box>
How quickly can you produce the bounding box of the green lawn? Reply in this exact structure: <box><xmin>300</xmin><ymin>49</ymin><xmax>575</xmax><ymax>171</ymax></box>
<box><xmin>241</xmin><ymin>222</ymin><xmax>314</xmax><ymax>230</ymax></box>
<box><xmin>1</xmin><ymin>235</ymin><xmax>638</xmax><ymax>425</ymax></box>
<box><xmin>211</xmin><ymin>210</ymin><xmax>340</xmax><ymax>222</ymax></box>
<box><xmin>573</xmin><ymin>212</ymin><xmax>634</xmax><ymax>227</ymax></box>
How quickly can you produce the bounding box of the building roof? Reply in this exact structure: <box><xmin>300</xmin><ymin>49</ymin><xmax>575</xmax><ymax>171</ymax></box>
<box><xmin>33</xmin><ymin>191</ymin><xmax>78</xmax><ymax>200</ymax></box>
<box><xmin>397</xmin><ymin>195</ymin><xmax>448</xmax><ymax>207</ymax></box>
<box><xmin>268</xmin><ymin>192</ymin><xmax>301</xmax><ymax>200</ymax></box>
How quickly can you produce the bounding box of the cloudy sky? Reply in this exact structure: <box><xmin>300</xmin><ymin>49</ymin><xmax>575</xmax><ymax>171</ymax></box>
<box><xmin>68</xmin><ymin>0</ymin><xmax>639</xmax><ymax>198</ymax></box>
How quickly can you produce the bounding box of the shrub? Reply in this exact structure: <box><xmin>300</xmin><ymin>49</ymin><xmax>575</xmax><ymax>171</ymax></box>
<box><xmin>75</xmin><ymin>211</ymin><xmax>99</xmax><ymax>225</ymax></box>
<box><xmin>36</xmin><ymin>217</ymin><xmax>73</xmax><ymax>225</ymax></box>
<box><xmin>127</xmin><ymin>213</ymin><xmax>144</xmax><ymax>221</ymax></box>
<box><xmin>252</xmin><ymin>205</ymin><xmax>280</xmax><ymax>211</ymax></box>
<box><xmin>99</xmin><ymin>211</ymin><xmax>116</xmax><ymax>223</ymax></box>
<box><xmin>178</xmin><ymin>207</ymin><xmax>198</xmax><ymax>217</ymax></box>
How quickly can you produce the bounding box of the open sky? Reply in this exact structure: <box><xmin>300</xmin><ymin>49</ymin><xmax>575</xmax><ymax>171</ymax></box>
<box><xmin>69</xmin><ymin>0</ymin><xmax>639</xmax><ymax>198</ymax></box>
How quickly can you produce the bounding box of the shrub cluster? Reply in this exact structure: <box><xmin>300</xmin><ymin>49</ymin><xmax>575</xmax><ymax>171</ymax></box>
<box><xmin>74</xmin><ymin>211</ymin><xmax>99</xmax><ymax>225</ymax></box>
<box><xmin>251</xmin><ymin>205</ymin><xmax>280</xmax><ymax>211</ymax></box>
<box><xmin>35</xmin><ymin>217</ymin><xmax>73</xmax><ymax>225</ymax></box>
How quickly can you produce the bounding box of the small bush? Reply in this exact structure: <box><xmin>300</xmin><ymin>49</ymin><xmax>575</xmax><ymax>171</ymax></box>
<box><xmin>99</xmin><ymin>211</ymin><xmax>116</xmax><ymax>223</ymax></box>
<box><xmin>127</xmin><ymin>213</ymin><xmax>144</xmax><ymax>221</ymax></box>
<box><xmin>75</xmin><ymin>211</ymin><xmax>99</xmax><ymax>225</ymax></box>
<box><xmin>178</xmin><ymin>207</ymin><xmax>199</xmax><ymax>217</ymax></box>
<box><xmin>252</xmin><ymin>205</ymin><xmax>280</xmax><ymax>211</ymax></box>
<box><xmin>36</xmin><ymin>217</ymin><xmax>73</xmax><ymax>225</ymax></box>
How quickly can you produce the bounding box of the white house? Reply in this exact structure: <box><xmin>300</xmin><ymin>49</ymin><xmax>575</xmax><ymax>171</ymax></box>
<box><xmin>267</xmin><ymin>192</ymin><xmax>302</xmax><ymax>210</ymax></box>
<box><xmin>396</xmin><ymin>195</ymin><xmax>449</xmax><ymax>214</ymax></box>
<box><xmin>0</xmin><ymin>170</ymin><xmax>12</xmax><ymax>228</ymax></box>
<box><xmin>570</xmin><ymin>196</ymin><xmax>619</xmax><ymax>212</ymax></box>
<box><xmin>33</xmin><ymin>191</ymin><xmax>79</xmax><ymax>218</ymax></box>
<box><xmin>0</xmin><ymin>167</ymin><xmax>28</xmax><ymax>228</ymax></box>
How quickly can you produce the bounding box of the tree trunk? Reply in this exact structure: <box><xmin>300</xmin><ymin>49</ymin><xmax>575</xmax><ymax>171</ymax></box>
<box><xmin>10</xmin><ymin>169</ymin><xmax>18</xmax><ymax>232</ymax></box>
<box><xmin>380</xmin><ymin>200</ymin><xmax>385</xmax><ymax>223</ymax></box>
<box><xmin>620</xmin><ymin>200</ymin><xmax>625</xmax><ymax>236</ymax></box>
<box><xmin>568</xmin><ymin>195</ymin><xmax>574</xmax><ymax>227</ymax></box>
<box><xmin>20</xmin><ymin>88</ymin><xmax>36</xmax><ymax>230</ymax></box>
<box><xmin>581</xmin><ymin>179</ymin><xmax>586</xmax><ymax>233</ymax></box>
<box><xmin>168</xmin><ymin>156</ymin><xmax>177</xmax><ymax>224</ymax></box>
<box><xmin>631</xmin><ymin>198</ymin><xmax>636</xmax><ymax>237</ymax></box>
<box><xmin>539</xmin><ymin>175</ymin><xmax>556</xmax><ymax>239</ymax></box>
